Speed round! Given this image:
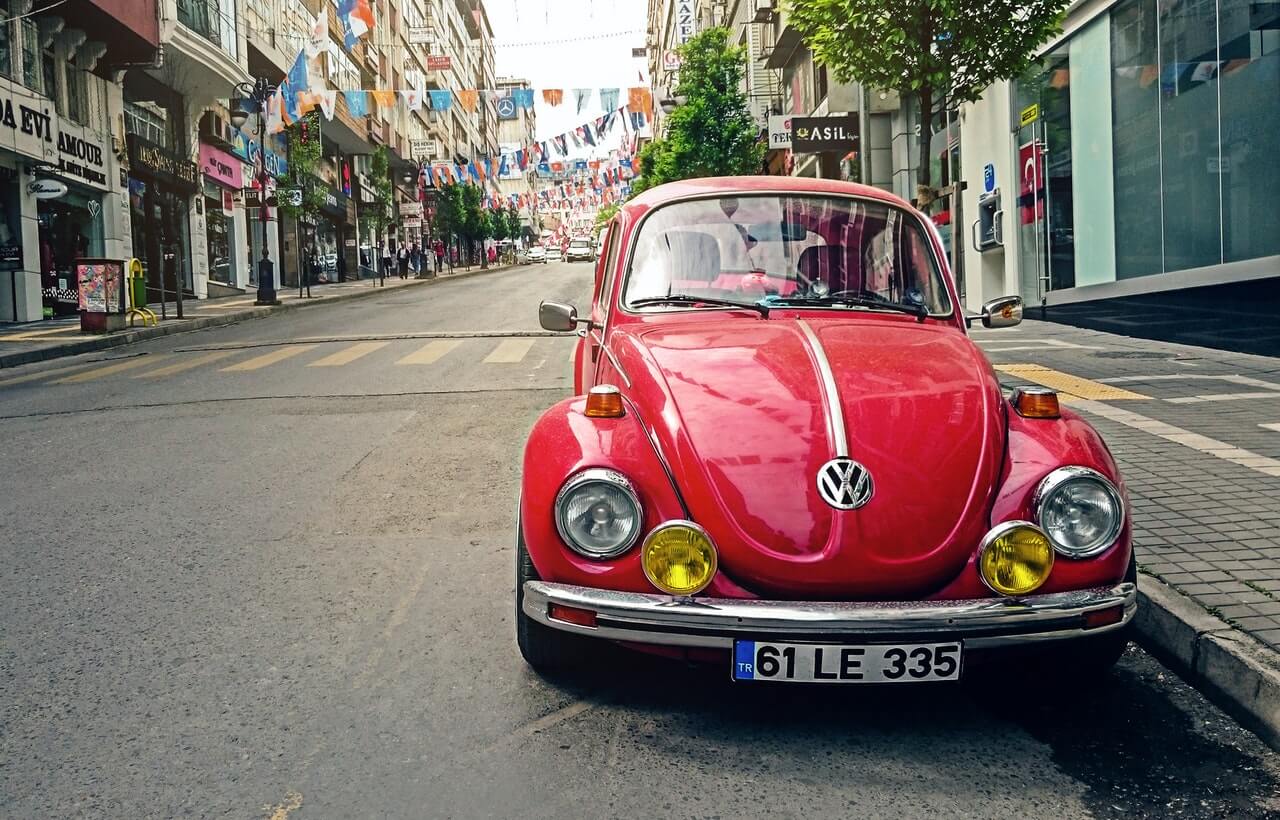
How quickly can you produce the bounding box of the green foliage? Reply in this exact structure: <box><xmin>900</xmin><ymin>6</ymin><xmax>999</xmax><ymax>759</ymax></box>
<box><xmin>505</xmin><ymin>206</ymin><xmax>522</xmax><ymax>241</ymax></box>
<box><xmin>434</xmin><ymin>183</ymin><xmax>465</xmax><ymax>245</ymax></box>
<box><xmin>278</xmin><ymin>113</ymin><xmax>326</xmax><ymax>222</ymax></box>
<box><xmin>629</xmin><ymin>28</ymin><xmax>764</xmax><ymax>194</ymax></box>
<box><xmin>594</xmin><ymin>202</ymin><xmax>620</xmax><ymax>231</ymax></box>
<box><xmin>359</xmin><ymin>145</ymin><xmax>395</xmax><ymax>240</ymax></box>
<box><xmin>787</xmin><ymin>0</ymin><xmax>1069</xmax><ymax>195</ymax></box>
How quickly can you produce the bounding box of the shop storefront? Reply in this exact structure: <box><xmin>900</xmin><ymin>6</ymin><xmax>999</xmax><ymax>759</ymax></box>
<box><xmin>198</xmin><ymin>141</ymin><xmax>243</xmax><ymax>289</ymax></box>
<box><xmin>304</xmin><ymin>179</ymin><xmax>350</xmax><ymax>284</ymax></box>
<box><xmin>127</xmin><ymin>134</ymin><xmax>200</xmax><ymax>301</ymax></box>
<box><xmin>0</xmin><ymin>86</ymin><xmax>112</xmax><ymax>320</ymax></box>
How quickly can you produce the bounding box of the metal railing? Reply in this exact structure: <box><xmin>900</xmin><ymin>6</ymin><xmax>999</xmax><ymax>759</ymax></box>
<box><xmin>176</xmin><ymin>0</ymin><xmax>222</xmax><ymax>48</ymax></box>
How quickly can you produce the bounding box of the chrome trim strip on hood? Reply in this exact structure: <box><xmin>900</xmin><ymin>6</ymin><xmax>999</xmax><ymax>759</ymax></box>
<box><xmin>796</xmin><ymin>319</ymin><xmax>849</xmax><ymax>458</ymax></box>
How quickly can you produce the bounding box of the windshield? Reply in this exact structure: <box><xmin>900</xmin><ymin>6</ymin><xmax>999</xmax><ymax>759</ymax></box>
<box><xmin>570</xmin><ymin>240</ymin><xmax>589</xmax><ymax>248</ymax></box>
<box><xmin>622</xmin><ymin>195</ymin><xmax>951</xmax><ymax>315</ymax></box>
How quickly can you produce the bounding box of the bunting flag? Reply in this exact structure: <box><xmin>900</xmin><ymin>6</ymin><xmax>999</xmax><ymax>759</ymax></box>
<box><xmin>598</xmin><ymin>88</ymin><xmax>620</xmax><ymax>111</ymax></box>
<box><xmin>343</xmin><ymin>90</ymin><xmax>368</xmax><ymax>118</ymax></box>
<box><xmin>369</xmin><ymin>89</ymin><xmax>395</xmax><ymax>109</ymax></box>
<box><xmin>539</xmin><ymin>141</ymin><xmax>550</xmax><ymax>158</ymax></box>
<box><xmin>306</xmin><ymin>13</ymin><xmax>329</xmax><ymax>60</ymax></box>
<box><xmin>428</xmin><ymin>90</ymin><xmax>452</xmax><ymax>111</ymax></box>
<box><xmin>400</xmin><ymin>88</ymin><xmax>422</xmax><ymax>111</ymax></box>
<box><xmin>456</xmin><ymin>89</ymin><xmax>479</xmax><ymax>112</ymax></box>
<box><xmin>542</xmin><ymin>88</ymin><xmax>563</xmax><ymax>106</ymax></box>
<box><xmin>572</xmin><ymin>88</ymin><xmax>593</xmax><ymax>114</ymax></box>
<box><xmin>337</xmin><ymin>0</ymin><xmax>375</xmax><ymax>49</ymax></box>
<box><xmin>513</xmin><ymin>88</ymin><xmax>535</xmax><ymax>109</ymax></box>
<box><xmin>627</xmin><ymin>87</ymin><xmax>653</xmax><ymax>116</ymax></box>
<box><xmin>265</xmin><ymin>89</ymin><xmax>286</xmax><ymax>134</ymax></box>
<box><xmin>316</xmin><ymin>89</ymin><xmax>337</xmax><ymax>120</ymax></box>
<box><xmin>553</xmin><ymin>135</ymin><xmax>568</xmax><ymax>156</ymax></box>
<box><xmin>577</xmin><ymin>126</ymin><xmax>596</xmax><ymax>148</ymax></box>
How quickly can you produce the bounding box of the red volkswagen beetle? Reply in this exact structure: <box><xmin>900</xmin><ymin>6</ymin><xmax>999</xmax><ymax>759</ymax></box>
<box><xmin>517</xmin><ymin>177</ymin><xmax>1136</xmax><ymax>683</ymax></box>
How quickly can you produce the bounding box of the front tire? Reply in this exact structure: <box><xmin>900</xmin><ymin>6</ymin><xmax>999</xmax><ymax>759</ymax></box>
<box><xmin>516</xmin><ymin>521</ymin><xmax>592</xmax><ymax>671</ymax></box>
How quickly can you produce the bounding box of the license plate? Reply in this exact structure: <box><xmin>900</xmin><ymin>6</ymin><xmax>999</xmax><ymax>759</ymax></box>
<box><xmin>732</xmin><ymin>640</ymin><xmax>962</xmax><ymax>683</ymax></box>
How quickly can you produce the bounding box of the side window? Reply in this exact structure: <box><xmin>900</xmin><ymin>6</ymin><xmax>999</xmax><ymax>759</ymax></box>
<box><xmin>596</xmin><ymin>222</ymin><xmax>621</xmax><ymax>317</ymax></box>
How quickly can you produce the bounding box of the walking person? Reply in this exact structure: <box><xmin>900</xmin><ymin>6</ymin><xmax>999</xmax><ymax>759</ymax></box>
<box><xmin>397</xmin><ymin>244</ymin><xmax>409</xmax><ymax>279</ymax></box>
<box><xmin>433</xmin><ymin>239</ymin><xmax>444</xmax><ymax>275</ymax></box>
<box><xmin>380</xmin><ymin>241</ymin><xmax>393</xmax><ymax>282</ymax></box>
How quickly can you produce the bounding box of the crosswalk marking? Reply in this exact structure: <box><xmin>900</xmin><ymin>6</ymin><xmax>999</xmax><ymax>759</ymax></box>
<box><xmin>133</xmin><ymin>349</ymin><xmax>237</xmax><ymax>378</ymax></box>
<box><xmin>308</xmin><ymin>341</ymin><xmax>390</xmax><ymax>367</ymax></box>
<box><xmin>53</xmin><ymin>355</ymin><xmax>168</xmax><ymax>384</ymax></box>
<box><xmin>221</xmin><ymin>345</ymin><xmax>317</xmax><ymax>372</ymax></box>
<box><xmin>484</xmin><ymin>339</ymin><xmax>535</xmax><ymax>363</ymax></box>
<box><xmin>0</xmin><ymin>361</ymin><xmax>97</xmax><ymax>387</ymax></box>
<box><xmin>397</xmin><ymin>340</ymin><xmax>461</xmax><ymax>365</ymax></box>
<box><xmin>994</xmin><ymin>364</ymin><xmax>1150</xmax><ymax>401</ymax></box>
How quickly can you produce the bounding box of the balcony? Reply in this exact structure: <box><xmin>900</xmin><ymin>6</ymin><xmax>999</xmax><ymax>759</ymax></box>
<box><xmin>176</xmin><ymin>0</ymin><xmax>225</xmax><ymax>50</ymax></box>
<box><xmin>162</xmin><ymin>0</ymin><xmax>247</xmax><ymax>103</ymax></box>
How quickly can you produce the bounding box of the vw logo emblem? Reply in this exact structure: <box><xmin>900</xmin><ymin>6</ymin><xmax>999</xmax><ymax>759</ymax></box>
<box><xmin>816</xmin><ymin>458</ymin><xmax>874</xmax><ymax>510</ymax></box>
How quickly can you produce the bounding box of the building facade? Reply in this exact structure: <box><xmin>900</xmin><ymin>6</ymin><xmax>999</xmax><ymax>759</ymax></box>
<box><xmin>959</xmin><ymin>0</ymin><xmax>1279</xmax><ymax>331</ymax></box>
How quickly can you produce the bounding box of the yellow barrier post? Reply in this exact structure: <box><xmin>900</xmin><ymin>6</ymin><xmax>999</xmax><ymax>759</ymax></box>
<box><xmin>125</xmin><ymin>258</ymin><xmax>158</xmax><ymax>327</ymax></box>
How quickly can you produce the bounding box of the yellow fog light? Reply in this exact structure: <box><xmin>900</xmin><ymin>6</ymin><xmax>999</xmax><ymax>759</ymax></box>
<box><xmin>978</xmin><ymin>521</ymin><xmax>1054</xmax><ymax>596</ymax></box>
<box><xmin>641</xmin><ymin>521</ymin><xmax>718</xmax><ymax>596</ymax></box>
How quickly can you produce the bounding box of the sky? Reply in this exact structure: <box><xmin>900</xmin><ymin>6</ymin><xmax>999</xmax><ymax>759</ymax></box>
<box><xmin>483</xmin><ymin>0</ymin><xmax>648</xmax><ymax>151</ymax></box>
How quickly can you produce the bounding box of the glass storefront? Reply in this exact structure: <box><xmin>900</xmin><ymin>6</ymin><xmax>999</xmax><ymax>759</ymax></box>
<box><xmin>1012</xmin><ymin>0</ymin><xmax>1279</xmax><ymax>295</ymax></box>
<box><xmin>203</xmin><ymin>181</ymin><xmax>234</xmax><ymax>285</ymax></box>
<box><xmin>38</xmin><ymin>188</ymin><xmax>105</xmax><ymax>317</ymax></box>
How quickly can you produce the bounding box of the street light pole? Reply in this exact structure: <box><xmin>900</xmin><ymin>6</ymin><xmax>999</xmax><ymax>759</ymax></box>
<box><xmin>229</xmin><ymin>77</ymin><xmax>281</xmax><ymax>306</ymax></box>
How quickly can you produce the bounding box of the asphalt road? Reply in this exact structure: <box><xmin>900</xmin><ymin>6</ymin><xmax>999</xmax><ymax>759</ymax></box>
<box><xmin>2</xmin><ymin>261</ymin><xmax>1279</xmax><ymax>819</ymax></box>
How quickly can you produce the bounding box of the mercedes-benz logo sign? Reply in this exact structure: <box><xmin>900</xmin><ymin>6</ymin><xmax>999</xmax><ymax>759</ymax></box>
<box><xmin>816</xmin><ymin>458</ymin><xmax>874</xmax><ymax>510</ymax></box>
<box><xmin>496</xmin><ymin>98</ymin><xmax>516</xmax><ymax>118</ymax></box>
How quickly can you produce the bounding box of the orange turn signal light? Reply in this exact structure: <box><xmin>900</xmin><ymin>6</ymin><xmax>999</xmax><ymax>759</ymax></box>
<box><xmin>1012</xmin><ymin>387</ymin><xmax>1060</xmax><ymax>419</ymax></box>
<box><xmin>584</xmin><ymin>384</ymin><xmax>625</xmax><ymax>418</ymax></box>
<box><xmin>549</xmin><ymin>604</ymin><xmax>597</xmax><ymax>627</ymax></box>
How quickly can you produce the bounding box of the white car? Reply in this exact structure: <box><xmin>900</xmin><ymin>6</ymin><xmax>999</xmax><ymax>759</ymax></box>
<box><xmin>526</xmin><ymin>246</ymin><xmax>548</xmax><ymax>264</ymax></box>
<box><xmin>545</xmin><ymin>246</ymin><xmax>563</xmax><ymax>263</ymax></box>
<box><xmin>566</xmin><ymin>239</ymin><xmax>595</xmax><ymax>262</ymax></box>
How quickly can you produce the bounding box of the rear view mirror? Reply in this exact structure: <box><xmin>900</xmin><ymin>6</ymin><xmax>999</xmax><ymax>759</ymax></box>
<box><xmin>981</xmin><ymin>295</ymin><xmax>1023</xmax><ymax>328</ymax></box>
<box><xmin>539</xmin><ymin>300</ymin><xmax>581</xmax><ymax>332</ymax></box>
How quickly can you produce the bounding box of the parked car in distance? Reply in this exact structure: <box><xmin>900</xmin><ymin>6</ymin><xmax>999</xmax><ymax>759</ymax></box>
<box><xmin>517</xmin><ymin>175</ymin><xmax>1136</xmax><ymax>685</ymax></box>
<box><xmin>545</xmin><ymin>245</ymin><xmax>563</xmax><ymax>263</ymax></box>
<box><xmin>526</xmin><ymin>246</ymin><xmax>547</xmax><ymax>264</ymax></box>
<box><xmin>566</xmin><ymin>238</ymin><xmax>595</xmax><ymax>263</ymax></box>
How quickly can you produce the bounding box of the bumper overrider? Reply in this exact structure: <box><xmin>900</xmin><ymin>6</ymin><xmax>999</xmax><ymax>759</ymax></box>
<box><xmin>522</xmin><ymin>581</ymin><xmax>1137</xmax><ymax>650</ymax></box>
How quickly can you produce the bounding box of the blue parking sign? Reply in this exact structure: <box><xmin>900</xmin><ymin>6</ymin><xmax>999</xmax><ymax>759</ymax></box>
<box><xmin>983</xmin><ymin>163</ymin><xmax>995</xmax><ymax>193</ymax></box>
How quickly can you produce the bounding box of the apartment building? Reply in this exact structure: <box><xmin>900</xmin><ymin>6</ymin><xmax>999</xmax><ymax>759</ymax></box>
<box><xmin>494</xmin><ymin>76</ymin><xmax>537</xmax><ymax>239</ymax></box>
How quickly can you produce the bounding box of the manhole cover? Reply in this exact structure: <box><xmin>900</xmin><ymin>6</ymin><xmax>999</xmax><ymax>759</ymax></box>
<box><xmin>1091</xmin><ymin>351</ymin><xmax>1172</xmax><ymax>359</ymax></box>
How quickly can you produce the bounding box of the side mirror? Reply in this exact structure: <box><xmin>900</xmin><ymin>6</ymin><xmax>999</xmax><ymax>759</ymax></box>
<box><xmin>539</xmin><ymin>300</ymin><xmax>582</xmax><ymax>332</ymax></box>
<box><xmin>980</xmin><ymin>295</ymin><xmax>1023</xmax><ymax>329</ymax></box>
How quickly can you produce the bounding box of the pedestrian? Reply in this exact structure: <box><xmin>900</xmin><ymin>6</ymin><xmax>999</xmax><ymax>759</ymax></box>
<box><xmin>380</xmin><ymin>241</ymin><xmax>393</xmax><ymax>281</ymax></box>
<box><xmin>410</xmin><ymin>242</ymin><xmax>421</xmax><ymax>276</ymax></box>
<box><xmin>397</xmin><ymin>244</ymin><xmax>409</xmax><ymax>279</ymax></box>
<box><xmin>434</xmin><ymin>240</ymin><xmax>444</xmax><ymax>275</ymax></box>
<box><xmin>306</xmin><ymin>244</ymin><xmax>321</xmax><ymax>290</ymax></box>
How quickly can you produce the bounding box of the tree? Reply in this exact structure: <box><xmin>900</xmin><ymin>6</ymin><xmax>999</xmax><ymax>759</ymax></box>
<box><xmin>505</xmin><ymin>206</ymin><xmax>523</xmax><ymax>243</ymax></box>
<box><xmin>360</xmin><ymin>145</ymin><xmax>395</xmax><ymax>254</ymax></box>
<box><xmin>594</xmin><ymin>202</ymin><xmax>620</xmax><ymax>232</ymax></box>
<box><xmin>629</xmin><ymin>27</ymin><xmax>763</xmax><ymax>195</ymax></box>
<box><xmin>788</xmin><ymin>0</ymin><xmax>1069</xmax><ymax>204</ymax></box>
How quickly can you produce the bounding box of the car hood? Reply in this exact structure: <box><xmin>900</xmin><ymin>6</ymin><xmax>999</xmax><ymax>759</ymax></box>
<box><xmin>613</xmin><ymin>316</ymin><xmax>1005</xmax><ymax>598</ymax></box>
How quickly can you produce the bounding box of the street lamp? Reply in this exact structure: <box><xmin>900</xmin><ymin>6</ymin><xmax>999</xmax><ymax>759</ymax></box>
<box><xmin>229</xmin><ymin>77</ymin><xmax>281</xmax><ymax>306</ymax></box>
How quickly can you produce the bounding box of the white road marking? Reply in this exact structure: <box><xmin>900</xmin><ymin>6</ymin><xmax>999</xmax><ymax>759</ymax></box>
<box><xmin>975</xmin><ymin>338</ymin><xmax>1099</xmax><ymax>350</ymax></box>
<box><xmin>1167</xmin><ymin>392</ymin><xmax>1280</xmax><ymax>404</ymax></box>
<box><xmin>1098</xmin><ymin>374</ymin><xmax>1280</xmax><ymax>389</ymax></box>
<box><xmin>1261</xmin><ymin>423</ymin><xmax>1280</xmax><ymax>433</ymax></box>
<box><xmin>1073</xmin><ymin>399</ymin><xmax>1280</xmax><ymax>478</ymax></box>
<box><xmin>484</xmin><ymin>339</ymin><xmax>535</xmax><ymax>363</ymax></box>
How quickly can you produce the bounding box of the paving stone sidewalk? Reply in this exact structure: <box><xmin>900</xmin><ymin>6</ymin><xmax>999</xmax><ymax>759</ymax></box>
<box><xmin>0</xmin><ymin>264</ymin><xmax>513</xmax><ymax>369</ymax></box>
<box><xmin>978</xmin><ymin>318</ymin><xmax>1280</xmax><ymax>741</ymax></box>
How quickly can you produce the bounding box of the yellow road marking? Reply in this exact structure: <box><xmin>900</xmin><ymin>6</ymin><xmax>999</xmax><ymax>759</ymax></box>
<box><xmin>396</xmin><ymin>339</ymin><xmax>461</xmax><ymax>365</ymax></box>
<box><xmin>484</xmin><ymin>338</ymin><xmax>534</xmax><ymax>363</ymax></box>
<box><xmin>263</xmin><ymin>791</ymin><xmax>303</xmax><ymax>820</ymax></box>
<box><xmin>133</xmin><ymin>349</ymin><xmax>237</xmax><ymax>378</ymax></box>
<box><xmin>995</xmin><ymin>364</ymin><xmax>1149</xmax><ymax>400</ymax></box>
<box><xmin>0</xmin><ymin>326</ymin><xmax>83</xmax><ymax>340</ymax></box>
<box><xmin>308</xmin><ymin>341</ymin><xmax>390</xmax><ymax>367</ymax></box>
<box><xmin>221</xmin><ymin>345</ymin><xmax>317</xmax><ymax>372</ymax></box>
<box><xmin>53</xmin><ymin>355</ymin><xmax>168</xmax><ymax>384</ymax></box>
<box><xmin>0</xmin><ymin>361</ymin><xmax>97</xmax><ymax>387</ymax></box>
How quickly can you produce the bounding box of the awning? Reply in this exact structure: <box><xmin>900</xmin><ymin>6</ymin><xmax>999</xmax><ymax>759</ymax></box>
<box><xmin>764</xmin><ymin>26</ymin><xmax>804</xmax><ymax>69</ymax></box>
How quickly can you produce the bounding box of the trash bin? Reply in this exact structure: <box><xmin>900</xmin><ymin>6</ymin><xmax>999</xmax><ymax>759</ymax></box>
<box><xmin>128</xmin><ymin>258</ymin><xmax>147</xmax><ymax>310</ymax></box>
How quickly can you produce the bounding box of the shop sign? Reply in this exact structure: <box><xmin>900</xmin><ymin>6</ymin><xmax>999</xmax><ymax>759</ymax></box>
<box><xmin>55</xmin><ymin>131</ymin><xmax>108</xmax><ymax>188</ymax></box>
<box><xmin>199</xmin><ymin>142</ymin><xmax>244</xmax><ymax>189</ymax></box>
<box><xmin>282</xmin><ymin>188</ymin><xmax>303</xmax><ymax>207</ymax></box>
<box><xmin>790</xmin><ymin>115</ymin><xmax>859</xmax><ymax>153</ymax></box>
<box><xmin>768</xmin><ymin>115</ymin><xmax>792</xmax><ymax>149</ymax></box>
<box><xmin>408</xmin><ymin>26</ymin><xmax>431</xmax><ymax>45</ymax></box>
<box><xmin>222</xmin><ymin>188</ymin><xmax>234</xmax><ymax>216</ymax></box>
<box><xmin>662</xmin><ymin>50</ymin><xmax>681</xmax><ymax>71</ymax></box>
<box><xmin>983</xmin><ymin>163</ymin><xmax>996</xmax><ymax>193</ymax></box>
<box><xmin>402</xmin><ymin>218</ymin><xmax>422</xmax><ymax>229</ymax></box>
<box><xmin>28</xmin><ymin>178</ymin><xmax>68</xmax><ymax>199</ymax></box>
<box><xmin>1019</xmin><ymin>103</ymin><xmax>1039</xmax><ymax>127</ymax></box>
<box><xmin>410</xmin><ymin>139</ymin><xmax>436</xmax><ymax>160</ymax></box>
<box><xmin>427</xmin><ymin>55</ymin><xmax>451</xmax><ymax>71</ymax></box>
<box><xmin>399</xmin><ymin>201</ymin><xmax>423</xmax><ymax>217</ymax></box>
<box><xmin>0</xmin><ymin>89</ymin><xmax>110</xmax><ymax>190</ymax></box>
<box><xmin>126</xmin><ymin>134</ymin><xmax>200</xmax><ymax>193</ymax></box>
<box><xmin>309</xmin><ymin>177</ymin><xmax>347</xmax><ymax>217</ymax></box>
<box><xmin>675</xmin><ymin>0</ymin><xmax>696</xmax><ymax>44</ymax></box>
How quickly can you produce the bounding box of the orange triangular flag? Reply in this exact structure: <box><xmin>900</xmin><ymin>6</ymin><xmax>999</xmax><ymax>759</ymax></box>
<box><xmin>370</xmin><ymin>89</ymin><xmax>396</xmax><ymax>109</ymax></box>
<box><xmin>542</xmin><ymin>89</ymin><xmax>564</xmax><ymax>106</ymax></box>
<box><xmin>627</xmin><ymin>87</ymin><xmax>653</xmax><ymax>116</ymax></box>
<box><xmin>457</xmin><ymin>90</ymin><xmax>479</xmax><ymax>112</ymax></box>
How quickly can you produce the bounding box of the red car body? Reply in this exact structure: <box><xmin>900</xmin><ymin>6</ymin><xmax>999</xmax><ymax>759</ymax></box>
<box><xmin>517</xmin><ymin>176</ymin><xmax>1136</xmax><ymax>678</ymax></box>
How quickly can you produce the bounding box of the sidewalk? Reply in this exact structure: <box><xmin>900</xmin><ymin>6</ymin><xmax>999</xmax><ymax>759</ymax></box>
<box><xmin>978</xmin><ymin>318</ymin><xmax>1280</xmax><ymax>746</ymax></box>
<box><xmin>0</xmin><ymin>263</ymin><xmax>519</xmax><ymax>369</ymax></box>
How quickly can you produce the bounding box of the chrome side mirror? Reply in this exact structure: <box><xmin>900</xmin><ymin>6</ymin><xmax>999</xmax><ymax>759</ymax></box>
<box><xmin>539</xmin><ymin>300</ymin><xmax>581</xmax><ymax>332</ymax></box>
<box><xmin>981</xmin><ymin>295</ymin><xmax>1023</xmax><ymax>329</ymax></box>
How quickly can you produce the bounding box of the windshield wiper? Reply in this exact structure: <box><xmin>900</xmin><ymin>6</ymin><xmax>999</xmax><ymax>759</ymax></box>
<box><xmin>630</xmin><ymin>295</ymin><xmax>770</xmax><ymax>317</ymax></box>
<box><xmin>761</xmin><ymin>295</ymin><xmax>929</xmax><ymax>322</ymax></box>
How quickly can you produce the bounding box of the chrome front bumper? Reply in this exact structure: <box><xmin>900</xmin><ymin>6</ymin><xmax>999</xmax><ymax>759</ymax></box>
<box><xmin>522</xmin><ymin>581</ymin><xmax>1138</xmax><ymax>650</ymax></box>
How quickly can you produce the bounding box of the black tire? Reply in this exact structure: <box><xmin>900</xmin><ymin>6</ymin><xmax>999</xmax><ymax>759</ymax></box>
<box><xmin>515</xmin><ymin>520</ymin><xmax>592</xmax><ymax>671</ymax></box>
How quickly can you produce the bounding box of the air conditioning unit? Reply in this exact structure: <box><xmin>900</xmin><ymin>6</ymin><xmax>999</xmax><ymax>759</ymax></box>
<box><xmin>198</xmin><ymin>111</ymin><xmax>235</xmax><ymax>147</ymax></box>
<box><xmin>752</xmin><ymin>0</ymin><xmax>777</xmax><ymax>22</ymax></box>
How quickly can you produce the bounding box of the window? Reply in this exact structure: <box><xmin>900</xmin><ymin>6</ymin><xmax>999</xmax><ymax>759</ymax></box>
<box><xmin>20</xmin><ymin>19</ymin><xmax>37</xmax><ymax>92</ymax></box>
<box><xmin>0</xmin><ymin>7</ymin><xmax>12</xmax><ymax>78</ymax></box>
<box><xmin>597</xmin><ymin>222</ymin><xmax>620</xmax><ymax>315</ymax></box>
<box><xmin>125</xmin><ymin>101</ymin><xmax>171</xmax><ymax>148</ymax></box>
<box><xmin>1111</xmin><ymin>0</ymin><xmax>1163</xmax><ymax>278</ymax></box>
<box><xmin>42</xmin><ymin>48</ymin><xmax>57</xmax><ymax>111</ymax></box>
<box><xmin>66</xmin><ymin>63</ymin><xmax>89</xmax><ymax>125</ymax></box>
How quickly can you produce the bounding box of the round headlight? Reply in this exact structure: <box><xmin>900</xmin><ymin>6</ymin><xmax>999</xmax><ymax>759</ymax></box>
<box><xmin>554</xmin><ymin>469</ymin><xmax>643</xmax><ymax>559</ymax></box>
<box><xmin>978</xmin><ymin>521</ymin><xmax>1054</xmax><ymax>596</ymax></box>
<box><xmin>1034</xmin><ymin>467</ymin><xmax>1124</xmax><ymax>558</ymax></box>
<box><xmin>641</xmin><ymin>521</ymin><xmax>718</xmax><ymax>596</ymax></box>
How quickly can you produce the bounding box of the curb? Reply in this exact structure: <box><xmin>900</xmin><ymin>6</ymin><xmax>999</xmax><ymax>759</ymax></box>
<box><xmin>0</xmin><ymin>263</ymin><xmax>519</xmax><ymax>370</ymax></box>
<box><xmin>1133</xmin><ymin>574</ymin><xmax>1280</xmax><ymax>750</ymax></box>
